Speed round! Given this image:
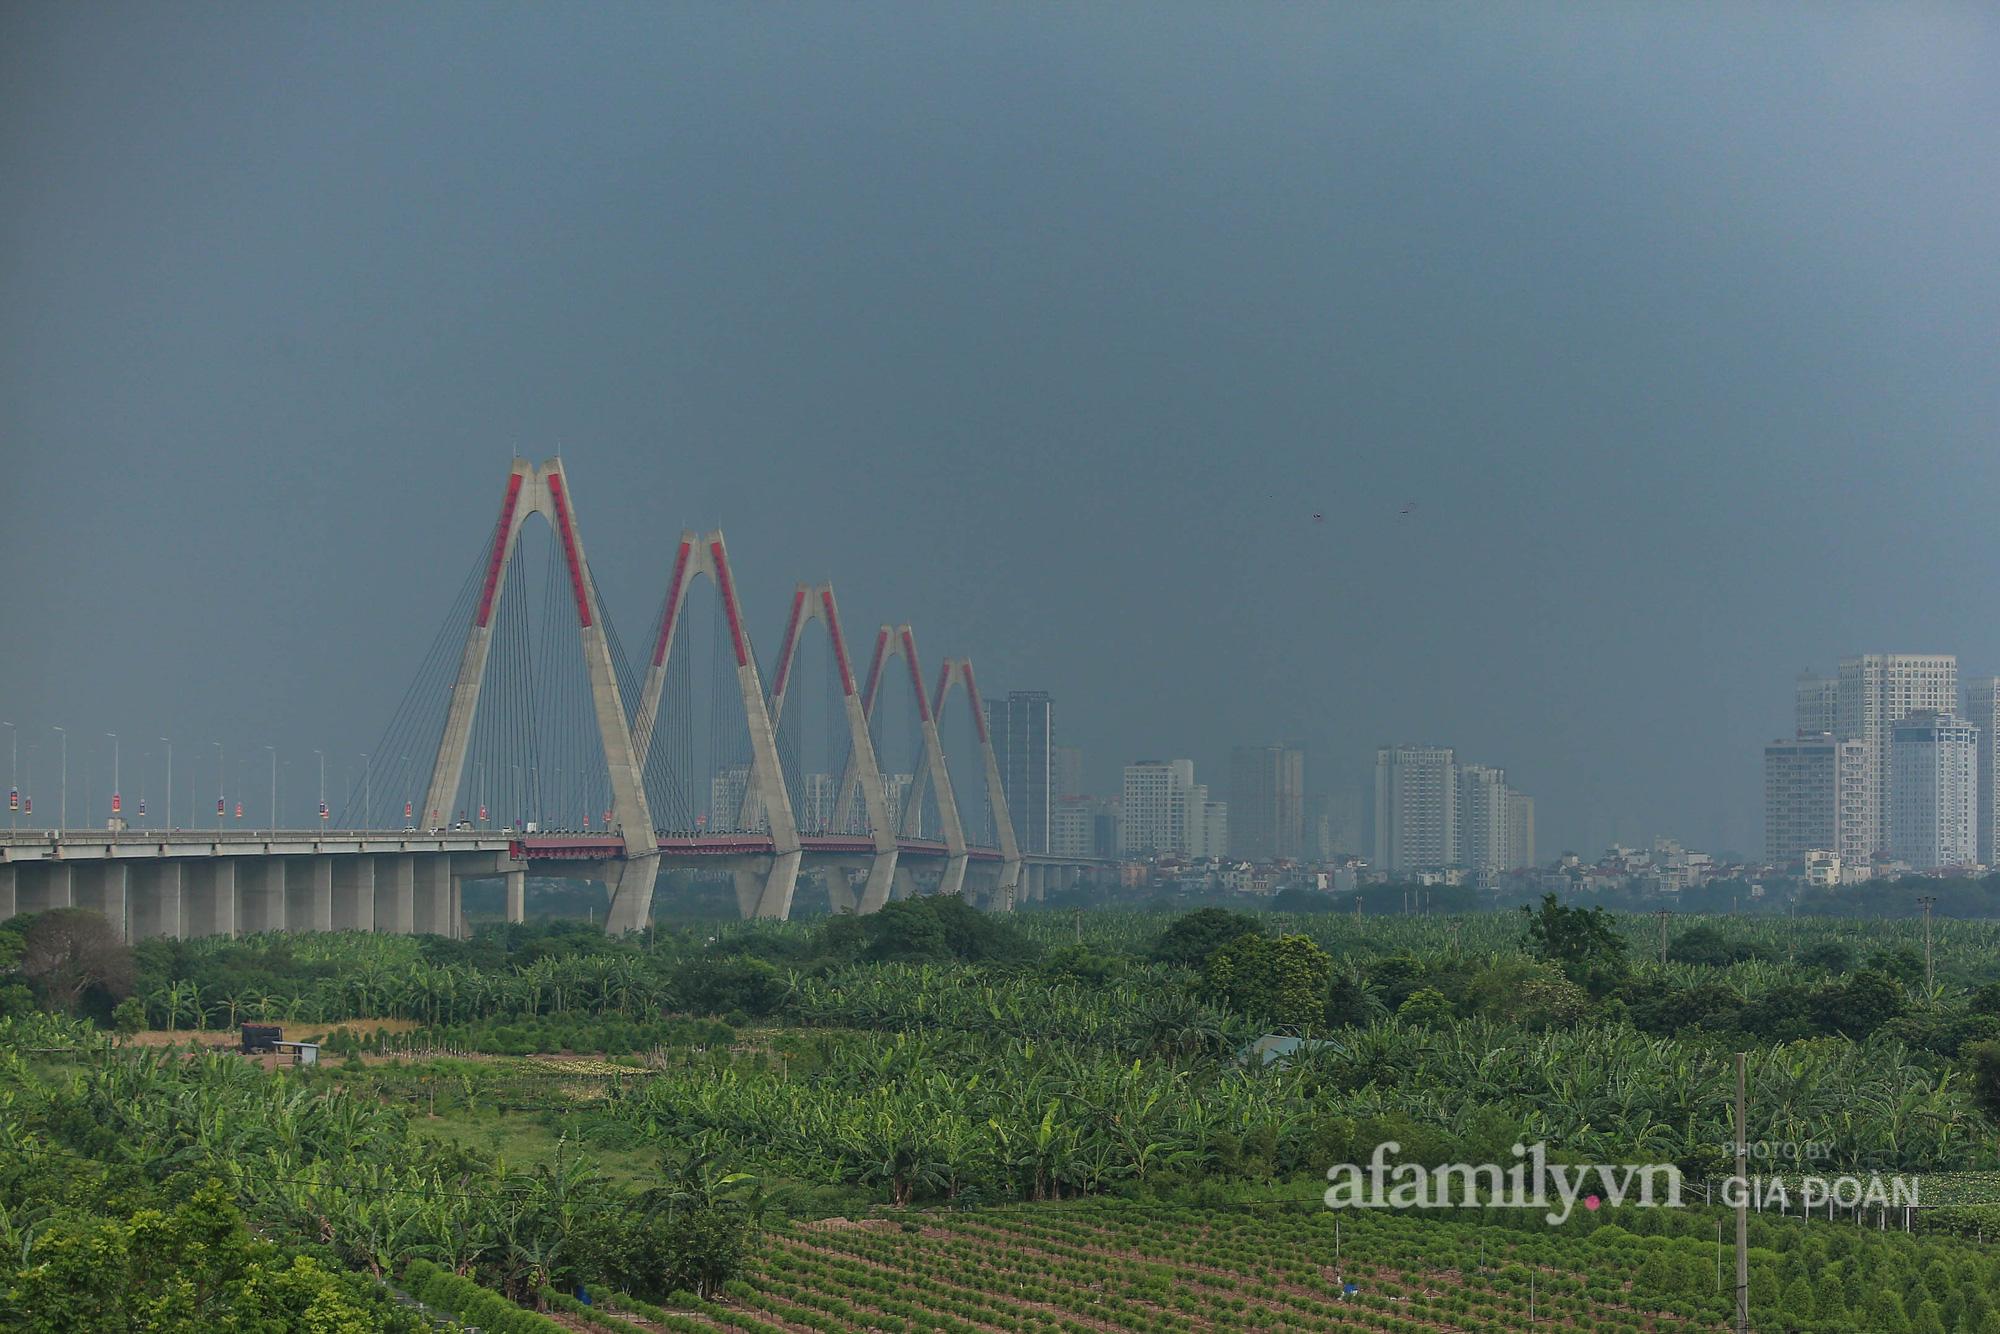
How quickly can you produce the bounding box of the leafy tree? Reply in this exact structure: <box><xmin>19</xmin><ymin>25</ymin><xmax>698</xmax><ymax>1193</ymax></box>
<box><xmin>673</xmin><ymin>955</ymin><xmax>787</xmax><ymax>1016</ymax></box>
<box><xmin>1668</xmin><ymin>923</ymin><xmax>1770</xmax><ymax>966</ymax></box>
<box><xmin>1521</xmin><ymin>895</ymin><xmax>1626</xmax><ymax>975</ymax></box>
<box><xmin>1365</xmin><ymin>953</ymin><xmax>1427</xmax><ymax>1009</ymax></box>
<box><xmin>1869</xmin><ymin>945</ymin><xmax>1927</xmax><ymax>987</ymax></box>
<box><xmin>1323</xmin><ymin>965</ymin><xmax>1381</xmax><ymax>1028</ymax></box>
<box><xmin>1963</xmin><ymin>1040</ymin><xmax>2000</xmax><ymax>1123</ymax></box>
<box><xmin>862</xmin><ymin>895</ymin><xmax>1036</xmax><ymax>964</ymax></box>
<box><xmin>1798</xmin><ymin>938</ymin><xmax>1855</xmax><ymax>973</ymax></box>
<box><xmin>1813</xmin><ymin>969</ymin><xmax>1904</xmax><ymax>1036</ymax></box>
<box><xmin>111</xmin><ymin>996</ymin><xmax>147</xmax><ymax>1034</ymax></box>
<box><xmin>1149</xmin><ymin>908</ymin><xmax>1262</xmax><ymax>967</ymax></box>
<box><xmin>18</xmin><ymin>908</ymin><xmax>135</xmax><ymax>1017</ymax></box>
<box><xmin>1395</xmin><ymin>987</ymin><xmax>1454</xmax><ymax>1028</ymax></box>
<box><xmin>1201</xmin><ymin>933</ymin><xmax>1330</xmax><ymax>1028</ymax></box>
<box><xmin>1780</xmin><ymin>1275</ymin><xmax>1816</xmax><ymax>1322</ymax></box>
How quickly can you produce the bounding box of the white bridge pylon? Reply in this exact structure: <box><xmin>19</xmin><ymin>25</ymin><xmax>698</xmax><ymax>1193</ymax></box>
<box><xmin>631</xmin><ymin>531</ymin><xmax>801</xmax><ymax>921</ymax></box>
<box><xmin>425</xmin><ymin>458</ymin><xmax>660</xmax><ymax>933</ymax></box>
<box><xmin>923</xmin><ymin>657</ymin><xmax>1023</xmax><ymax>910</ymax></box>
<box><xmin>832</xmin><ymin>625</ymin><xmax>968</xmax><ymax>899</ymax></box>
<box><xmin>745</xmin><ymin>584</ymin><xmax>901</xmax><ymax>914</ymax></box>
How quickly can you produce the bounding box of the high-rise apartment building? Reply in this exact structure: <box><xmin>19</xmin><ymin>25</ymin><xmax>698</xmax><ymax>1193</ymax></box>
<box><xmin>1837</xmin><ymin>654</ymin><xmax>1957</xmax><ymax>856</ymax></box>
<box><xmin>1374</xmin><ymin>745</ymin><xmax>1458</xmax><ymax>873</ymax></box>
<box><xmin>1458</xmin><ymin>764</ymin><xmax>1511</xmax><ymax>872</ymax></box>
<box><xmin>1795</xmin><ymin>674</ymin><xmax>1838</xmax><ymax>738</ymax></box>
<box><xmin>1229</xmin><ymin>744</ymin><xmax>1304</xmax><ymax>861</ymax></box>
<box><xmin>1050</xmin><ymin>796</ymin><xmax>1099</xmax><ymax>859</ymax></box>
<box><xmin>1764</xmin><ymin>733</ymin><xmax>1869</xmax><ymax>868</ymax></box>
<box><xmin>1052</xmin><ymin>746</ymin><xmax>1085</xmax><ymax>799</ymax></box>
<box><xmin>1889</xmin><ymin>711</ymin><xmax>1978</xmax><ymax>870</ymax></box>
<box><xmin>1202</xmin><ymin>800</ymin><xmax>1229</xmax><ymax>860</ymax></box>
<box><xmin>1505</xmin><ymin>793</ymin><xmax>1535</xmax><ymax>870</ymax></box>
<box><xmin>1962</xmin><ymin>677</ymin><xmax>2000</xmax><ymax>866</ymax></box>
<box><xmin>1120</xmin><ymin>759</ymin><xmax>1197</xmax><ymax>856</ymax></box>
<box><xmin>986</xmin><ymin>691</ymin><xmax>1054</xmax><ymax>854</ymax></box>
<box><xmin>1184</xmin><ymin>783</ymin><xmax>1212</xmax><ymax>856</ymax></box>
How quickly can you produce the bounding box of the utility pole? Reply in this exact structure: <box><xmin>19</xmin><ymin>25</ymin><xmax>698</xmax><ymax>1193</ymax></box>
<box><xmin>160</xmin><ymin>738</ymin><xmax>172</xmax><ymax>833</ymax></box>
<box><xmin>52</xmin><ymin>725</ymin><xmax>66</xmax><ymax>831</ymax></box>
<box><xmin>266</xmin><ymin>745</ymin><xmax>277</xmax><ymax>835</ymax></box>
<box><xmin>212</xmin><ymin>741</ymin><xmax>224</xmax><ymax>831</ymax></box>
<box><xmin>363</xmin><ymin>753</ymin><xmax>371</xmax><ymax>829</ymax></box>
<box><xmin>315</xmin><ymin>749</ymin><xmax>327</xmax><ymax>828</ymax></box>
<box><xmin>1734</xmin><ymin>1051</ymin><xmax>1749</xmax><ymax>1334</ymax></box>
<box><xmin>1653</xmin><ymin>908</ymin><xmax>1670</xmax><ymax>967</ymax></box>
<box><xmin>107</xmin><ymin>732</ymin><xmax>119</xmax><ymax>824</ymax></box>
<box><xmin>1918</xmin><ymin>896</ymin><xmax>1938</xmax><ymax>995</ymax></box>
<box><xmin>3</xmin><ymin>721</ymin><xmax>15</xmax><ymax>832</ymax></box>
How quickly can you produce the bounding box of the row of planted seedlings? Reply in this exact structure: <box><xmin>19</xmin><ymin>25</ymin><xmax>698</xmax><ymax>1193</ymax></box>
<box><xmin>1144</xmin><ymin>1207</ymin><xmax>1699</xmax><ymax>1327</ymax></box>
<box><xmin>957</xmin><ymin>1204</ymin><xmax>1692</xmax><ymax>1334</ymax></box>
<box><xmin>730</xmin><ymin>1244</ymin><xmax>1023</xmax><ymax>1334</ymax></box>
<box><xmin>761</xmin><ymin>1224</ymin><xmax>1131</xmax><ymax>1333</ymax></box>
<box><xmin>923</xmin><ymin>1209</ymin><xmax>1436</xmax><ymax>1332</ymax></box>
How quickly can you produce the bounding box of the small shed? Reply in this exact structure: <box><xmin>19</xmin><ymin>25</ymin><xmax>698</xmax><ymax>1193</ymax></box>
<box><xmin>272</xmin><ymin>1040</ymin><xmax>320</xmax><ymax>1066</ymax></box>
<box><xmin>241</xmin><ymin>1024</ymin><xmax>282</xmax><ymax>1054</ymax></box>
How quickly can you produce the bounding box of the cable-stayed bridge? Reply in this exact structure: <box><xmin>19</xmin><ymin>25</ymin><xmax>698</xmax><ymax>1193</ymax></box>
<box><xmin>0</xmin><ymin>459</ymin><xmax>1107</xmax><ymax>938</ymax></box>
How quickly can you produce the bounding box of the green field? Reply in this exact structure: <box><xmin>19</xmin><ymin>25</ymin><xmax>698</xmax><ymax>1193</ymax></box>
<box><xmin>9</xmin><ymin>897</ymin><xmax>2000</xmax><ymax>1330</ymax></box>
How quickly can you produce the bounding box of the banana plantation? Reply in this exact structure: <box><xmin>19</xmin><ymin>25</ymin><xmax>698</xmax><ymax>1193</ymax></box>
<box><xmin>7</xmin><ymin>897</ymin><xmax>2000</xmax><ymax>1328</ymax></box>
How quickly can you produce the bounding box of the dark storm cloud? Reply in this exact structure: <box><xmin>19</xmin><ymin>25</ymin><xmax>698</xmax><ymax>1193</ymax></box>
<box><xmin>3</xmin><ymin>4</ymin><xmax>1997</xmax><ymax>853</ymax></box>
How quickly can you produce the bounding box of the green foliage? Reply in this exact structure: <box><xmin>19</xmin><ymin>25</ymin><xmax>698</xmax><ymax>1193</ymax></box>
<box><xmin>1201</xmin><ymin>933</ymin><xmax>1330</xmax><ymax>1028</ymax></box>
<box><xmin>3</xmin><ymin>1180</ymin><xmax>430</xmax><ymax>1332</ymax></box>
<box><xmin>1521</xmin><ymin>894</ymin><xmax>1627</xmax><ymax>977</ymax></box>
<box><xmin>1395</xmin><ymin>987</ymin><xmax>1454</xmax><ymax>1027</ymax></box>
<box><xmin>833</xmin><ymin>894</ymin><xmax>1038</xmax><ymax>965</ymax></box>
<box><xmin>1148</xmin><ymin>908</ymin><xmax>1262</xmax><ymax>967</ymax></box>
<box><xmin>404</xmin><ymin>1259</ymin><xmax>566</xmax><ymax>1331</ymax></box>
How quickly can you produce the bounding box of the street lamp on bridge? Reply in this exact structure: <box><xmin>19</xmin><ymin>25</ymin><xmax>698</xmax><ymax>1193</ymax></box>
<box><xmin>52</xmin><ymin>725</ymin><xmax>66</xmax><ymax>831</ymax></box>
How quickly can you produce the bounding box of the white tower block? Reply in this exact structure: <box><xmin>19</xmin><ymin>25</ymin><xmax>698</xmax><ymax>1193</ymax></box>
<box><xmin>424</xmin><ymin>459</ymin><xmax>659</xmax><ymax>934</ymax></box>
<box><xmin>632</xmin><ymin>531</ymin><xmax>802</xmax><ymax>920</ymax></box>
<box><xmin>750</xmin><ymin>584</ymin><xmax>900</xmax><ymax>914</ymax></box>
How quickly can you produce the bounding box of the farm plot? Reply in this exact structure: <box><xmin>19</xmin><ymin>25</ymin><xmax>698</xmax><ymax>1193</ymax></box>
<box><xmin>584</xmin><ymin>1202</ymin><xmax>1725</xmax><ymax>1334</ymax></box>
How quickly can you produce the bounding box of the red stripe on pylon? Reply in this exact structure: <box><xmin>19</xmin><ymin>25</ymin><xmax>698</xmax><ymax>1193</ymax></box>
<box><xmin>545</xmin><ymin>472</ymin><xmax>593</xmax><ymax>628</ymax></box>
<box><xmin>475</xmin><ymin>472</ymin><xmax>526</xmax><ymax>628</ymax></box>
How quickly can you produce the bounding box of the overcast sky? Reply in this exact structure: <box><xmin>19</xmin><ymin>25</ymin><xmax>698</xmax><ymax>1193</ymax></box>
<box><xmin>4</xmin><ymin>4</ymin><xmax>1998</xmax><ymax>855</ymax></box>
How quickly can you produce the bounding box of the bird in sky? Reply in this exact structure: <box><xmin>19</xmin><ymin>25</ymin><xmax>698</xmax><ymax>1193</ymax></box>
<box><xmin>1399</xmin><ymin>502</ymin><xmax>1416</xmax><ymax>517</ymax></box>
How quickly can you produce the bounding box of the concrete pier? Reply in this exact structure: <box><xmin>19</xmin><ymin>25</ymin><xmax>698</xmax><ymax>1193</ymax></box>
<box><xmin>414</xmin><ymin>854</ymin><xmax>453</xmax><ymax>935</ymax></box>
<box><xmin>73</xmin><ymin>863</ymin><xmax>127</xmax><ymax>937</ymax></box>
<box><xmin>18</xmin><ymin>863</ymin><xmax>73</xmax><ymax>914</ymax></box>
<box><xmin>238</xmin><ymin>859</ymin><xmax>286</xmax><ymax>934</ymax></box>
<box><xmin>376</xmin><ymin>855</ymin><xmax>414</xmax><ymax>934</ymax></box>
<box><xmin>129</xmin><ymin>863</ymin><xmax>183</xmax><ymax>940</ymax></box>
<box><xmin>285</xmin><ymin>857</ymin><xmax>334</xmax><ymax>932</ymax></box>
<box><xmin>184</xmin><ymin>860</ymin><xmax>237</xmax><ymax>938</ymax></box>
<box><xmin>332</xmin><ymin>856</ymin><xmax>375</xmax><ymax>932</ymax></box>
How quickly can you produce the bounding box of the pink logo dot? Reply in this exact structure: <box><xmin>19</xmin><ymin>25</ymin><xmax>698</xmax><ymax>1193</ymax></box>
<box><xmin>1584</xmin><ymin>1195</ymin><xmax>1601</xmax><ymax>1211</ymax></box>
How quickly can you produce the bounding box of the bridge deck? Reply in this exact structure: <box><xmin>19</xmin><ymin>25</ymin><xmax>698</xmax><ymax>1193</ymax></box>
<box><xmin>0</xmin><ymin>829</ymin><xmax>1083</xmax><ymax>866</ymax></box>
